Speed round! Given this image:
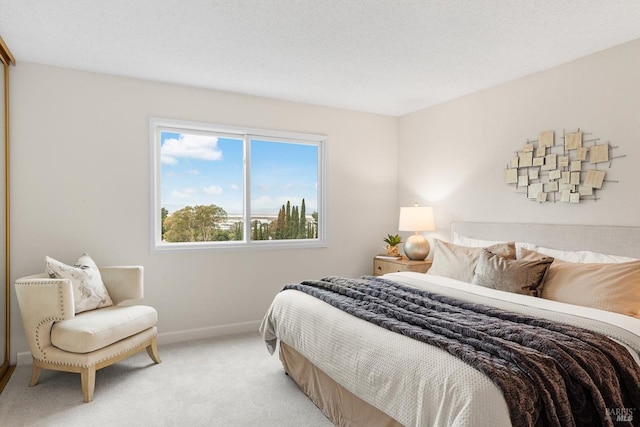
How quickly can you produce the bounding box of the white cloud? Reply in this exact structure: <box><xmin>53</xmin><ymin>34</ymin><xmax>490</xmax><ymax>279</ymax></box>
<box><xmin>161</xmin><ymin>134</ymin><xmax>223</xmax><ymax>164</ymax></box>
<box><xmin>162</xmin><ymin>156</ymin><xmax>177</xmax><ymax>165</ymax></box>
<box><xmin>171</xmin><ymin>188</ymin><xmax>197</xmax><ymax>198</ymax></box>
<box><xmin>203</xmin><ymin>185</ymin><xmax>223</xmax><ymax>195</ymax></box>
<box><xmin>230</xmin><ymin>183</ymin><xmax>240</xmax><ymax>191</ymax></box>
<box><xmin>188</xmin><ymin>169</ymin><xmax>200</xmax><ymax>175</ymax></box>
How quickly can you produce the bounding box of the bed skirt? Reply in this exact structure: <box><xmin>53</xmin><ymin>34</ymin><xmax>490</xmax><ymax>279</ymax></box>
<box><xmin>279</xmin><ymin>342</ymin><xmax>402</xmax><ymax>427</ymax></box>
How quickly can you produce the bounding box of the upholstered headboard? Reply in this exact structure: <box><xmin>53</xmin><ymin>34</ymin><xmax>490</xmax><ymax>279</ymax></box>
<box><xmin>451</xmin><ymin>222</ymin><xmax>640</xmax><ymax>259</ymax></box>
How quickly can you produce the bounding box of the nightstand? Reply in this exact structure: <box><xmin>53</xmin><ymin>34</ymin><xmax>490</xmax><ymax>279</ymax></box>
<box><xmin>373</xmin><ymin>256</ymin><xmax>432</xmax><ymax>276</ymax></box>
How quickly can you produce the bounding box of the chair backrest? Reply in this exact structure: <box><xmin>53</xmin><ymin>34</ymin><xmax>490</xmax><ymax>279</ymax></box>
<box><xmin>14</xmin><ymin>276</ymin><xmax>75</xmax><ymax>359</ymax></box>
<box><xmin>99</xmin><ymin>266</ymin><xmax>144</xmax><ymax>305</ymax></box>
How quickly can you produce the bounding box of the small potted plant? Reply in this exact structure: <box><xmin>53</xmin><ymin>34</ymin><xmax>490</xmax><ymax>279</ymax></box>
<box><xmin>383</xmin><ymin>234</ymin><xmax>402</xmax><ymax>256</ymax></box>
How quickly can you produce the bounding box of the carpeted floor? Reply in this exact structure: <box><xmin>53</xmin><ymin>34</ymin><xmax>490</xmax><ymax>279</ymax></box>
<box><xmin>0</xmin><ymin>332</ymin><xmax>333</xmax><ymax>426</ymax></box>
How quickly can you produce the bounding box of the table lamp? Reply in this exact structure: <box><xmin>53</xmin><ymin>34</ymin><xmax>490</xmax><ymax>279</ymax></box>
<box><xmin>398</xmin><ymin>204</ymin><xmax>435</xmax><ymax>261</ymax></box>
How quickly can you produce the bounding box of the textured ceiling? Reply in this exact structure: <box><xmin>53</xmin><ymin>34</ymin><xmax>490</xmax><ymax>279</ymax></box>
<box><xmin>1</xmin><ymin>0</ymin><xmax>639</xmax><ymax>116</ymax></box>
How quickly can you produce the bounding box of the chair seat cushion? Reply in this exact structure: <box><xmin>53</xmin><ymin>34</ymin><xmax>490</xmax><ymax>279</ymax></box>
<box><xmin>51</xmin><ymin>305</ymin><xmax>158</xmax><ymax>353</ymax></box>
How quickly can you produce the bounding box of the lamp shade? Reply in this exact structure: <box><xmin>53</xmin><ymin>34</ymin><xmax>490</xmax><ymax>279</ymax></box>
<box><xmin>398</xmin><ymin>206</ymin><xmax>435</xmax><ymax>232</ymax></box>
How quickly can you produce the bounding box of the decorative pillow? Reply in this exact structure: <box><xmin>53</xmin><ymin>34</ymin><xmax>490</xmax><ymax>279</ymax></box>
<box><xmin>535</xmin><ymin>246</ymin><xmax>638</xmax><ymax>264</ymax></box>
<box><xmin>471</xmin><ymin>249</ymin><xmax>554</xmax><ymax>297</ymax></box>
<box><xmin>519</xmin><ymin>248</ymin><xmax>548</xmax><ymax>262</ymax></box>
<box><xmin>427</xmin><ymin>239</ymin><xmax>516</xmax><ymax>283</ymax></box>
<box><xmin>46</xmin><ymin>253</ymin><xmax>113</xmax><ymax>314</ymax></box>
<box><xmin>521</xmin><ymin>249</ymin><xmax>640</xmax><ymax>318</ymax></box>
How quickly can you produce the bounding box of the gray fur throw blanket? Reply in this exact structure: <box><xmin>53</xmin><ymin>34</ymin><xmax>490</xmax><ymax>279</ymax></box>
<box><xmin>284</xmin><ymin>276</ymin><xmax>640</xmax><ymax>427</ymax></box>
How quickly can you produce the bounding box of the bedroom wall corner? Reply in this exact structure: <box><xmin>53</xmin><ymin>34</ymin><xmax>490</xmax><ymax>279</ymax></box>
<box><xmin>397</xmin><ymin>39</ymin><xmax>640</xmax><ymax>238</ymax></box>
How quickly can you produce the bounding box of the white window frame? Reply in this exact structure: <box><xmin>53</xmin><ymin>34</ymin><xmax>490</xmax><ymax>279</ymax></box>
<box><xmin>150</xmin><ymin>117</ymin><xmax>327</xmax><ymax>252</ymax></box>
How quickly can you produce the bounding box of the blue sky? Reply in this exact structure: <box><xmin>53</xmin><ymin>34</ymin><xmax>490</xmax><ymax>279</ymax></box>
<box><xmin>161</xmin><ymin>132</ymin><xmax>318</xmax><ymax>216</ymax></box>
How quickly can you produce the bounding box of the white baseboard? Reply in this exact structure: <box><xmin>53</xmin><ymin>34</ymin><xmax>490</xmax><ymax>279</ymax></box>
<box><xmin>156</xmin><ymin>320</ymin><xmax>262</xmax><ymax>346</ymax></box>
<box><xmin>15</xmin><ymin>320</ymin><xmax>262</xmax><ymax>366</ymax></box>
<box><xmin>16</xmin><ymin>351</ymin><xmax>33</xmax><ymax>366</ymax></box>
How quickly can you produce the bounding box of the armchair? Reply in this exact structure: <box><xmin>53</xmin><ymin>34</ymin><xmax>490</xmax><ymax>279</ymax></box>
<box><xmin>15</xmin><ymin>266</ymin><xmax>160</xmax><ymax>402</ymax></box>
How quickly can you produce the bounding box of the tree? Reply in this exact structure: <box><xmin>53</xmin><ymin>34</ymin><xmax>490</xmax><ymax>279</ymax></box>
<box><xmin>246</xmin><ymin>219</ymin><xmax>273</xmax><ymax>241</ymax></box>
<box><xmin>163</xmin><ymin>204</ymin><xmax>228</xmax><ymax>242</ymax></box>
<box><xmin>285</xmin><ymin>201</ymin><xmax>291</xmax><ymax>238</ymax></box>
<box><xmin>266</xmin><ymin>199</ymin><xmax>317</xmax><ymax>240</ymax></box>
<box><xmin>299</xmin><ymin>199</ymin><xmax>307</xmax><ymax>239</ymax></box>
<box><xmin>291</xmin><ymin>206</ymin><xmax>299</xmax><ymax>238</ymax></box>
<box><xmin>229</xmin><ymin>222</ymin><xmax>243</xmax><ymax>241</ymax></box>
<box><xmin>275</xmin><ymin>204</ymin><xmax>285</xmax><ymax>239</ymax></box>
<box><xmin>161</xmin><ymin>207</ymin><xmax>168</xmax><ymax>239</ymax></box>
<box><xmin>261</xmin><ymin>222</ymin><xmax>270</xmax><ymax>240</ymax></box>
<box><xmin>251</xmin><ymin>220</ymin><xmax>259</xmax><ymax>240</ymax></box>
<box><xmin>310</xmin><ymin>211</ymin><xmax>318</xmax><ymax>238</ymax></box>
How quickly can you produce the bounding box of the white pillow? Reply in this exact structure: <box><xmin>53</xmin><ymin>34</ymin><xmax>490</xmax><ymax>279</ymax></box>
<box><xmin>46</xmin><ymin>253</ymin><xmax>114</xmax><ymax>314</ymax></box>
<box><xmin>536</xmin><ymin>246</ymin><xmax>638</xmax><ymax>264</ymax></box>
<box><xmin>452</xmin><ymin>232</ymin><xmax>537</xmax><ymax>258</ymax></box>
<box><xmin>452</xmin><ymin>233</ymin><xmax>502</xmax><ymax>248</ymax></box>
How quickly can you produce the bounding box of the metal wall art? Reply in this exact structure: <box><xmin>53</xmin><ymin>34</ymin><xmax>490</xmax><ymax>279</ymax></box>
<box><xmin>504</xmin><ymin>129</ymin><xmax>626</xmax><ymax>203</ymax></box>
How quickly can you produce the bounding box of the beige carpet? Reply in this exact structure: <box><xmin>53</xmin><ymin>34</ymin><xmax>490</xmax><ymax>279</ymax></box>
<box><xmin>0</xmin><ymin>332</ymin><xmax>333</xmax><ymax>426</ymax></box>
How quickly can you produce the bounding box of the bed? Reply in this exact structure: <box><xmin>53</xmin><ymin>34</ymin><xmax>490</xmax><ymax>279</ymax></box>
<box><xmin>260</xmin><ymin>222</ymin><xmax>640</xmax><ymax>426</ymax></box>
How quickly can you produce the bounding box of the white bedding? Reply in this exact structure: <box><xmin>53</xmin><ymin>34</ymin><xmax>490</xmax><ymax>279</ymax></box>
<box><xmin>260</xmin><ymin>272</ymin><xmax>640</xmax><ymax>427</ymax></box>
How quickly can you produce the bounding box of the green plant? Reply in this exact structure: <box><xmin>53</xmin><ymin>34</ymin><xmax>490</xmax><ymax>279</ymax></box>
<box><xmin>383</xmin><ymin>234</ymin><xmax>402</xmax><ymax>246</ymax></box>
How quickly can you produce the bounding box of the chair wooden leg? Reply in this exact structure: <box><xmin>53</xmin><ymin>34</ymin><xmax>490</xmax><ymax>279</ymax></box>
<box><xmin>81</xmin><ymin>366</ymin><xmax>96</xmax><ymax>403</ymax></box>
<box><xmin>29</xmin><ymin>363</ymin><xmax>42</xmax><ymax>387</ymax></box>
<box><xmin>146</xmin><ymin>338</ymin><xmax>161</xmax><ymax>364</ymax></box>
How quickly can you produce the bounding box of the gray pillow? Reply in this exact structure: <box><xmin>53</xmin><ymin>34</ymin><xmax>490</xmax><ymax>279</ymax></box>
<box><xmin>471</xmin><ymin>249</ymin><xmax>554</xmax><ymax>296</ymax></box>
<box><xmin>427</xmin><ymin>240</ymin><xmax>516</xmax><ymax>283</ymax></box>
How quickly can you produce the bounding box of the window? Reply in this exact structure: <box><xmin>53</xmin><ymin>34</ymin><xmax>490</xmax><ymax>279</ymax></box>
<box><xmin>150</xmin><ymin>118</ymin><xmax>326</xmax><ymax>251</ymax></box>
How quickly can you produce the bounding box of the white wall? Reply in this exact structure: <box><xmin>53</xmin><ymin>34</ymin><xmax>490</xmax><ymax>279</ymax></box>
<box><xmin>398</xmin><ymin>39</ymin><xmax>640</xmax><ymax>242</ymax></box>
<box><xmin>9</xmin><ymin>63</ymin><xmax>398</xmax><ymax>361</ymax></box>
<box><xmin>9</xmin><ymin>39</ymin><xmax>639</xmax><ymax>362</ymax></box>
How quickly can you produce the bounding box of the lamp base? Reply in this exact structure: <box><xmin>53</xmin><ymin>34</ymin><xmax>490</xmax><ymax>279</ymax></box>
<box><xmin>404</xmin><ymin>234</ymin><xmax>430</xmax><ymax>261</ymax></box>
